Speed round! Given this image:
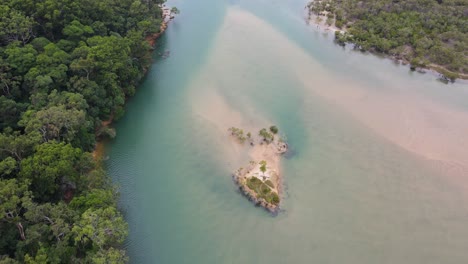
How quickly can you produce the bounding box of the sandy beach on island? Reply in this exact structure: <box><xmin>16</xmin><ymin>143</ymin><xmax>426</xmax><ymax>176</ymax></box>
<box><xmin>191</xmin><ymin>85</ymin><xmax>285</xmax><ymax>192</ymax></box>
<box><xmin>246</xmin><ymin>137</ymin><xmax>287</xmax><ymax>187</ymax></box>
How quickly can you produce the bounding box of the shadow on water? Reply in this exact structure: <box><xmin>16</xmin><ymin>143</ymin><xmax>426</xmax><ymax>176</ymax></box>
<box><xmin>283</xmin><ymin>148</ymin><xmax>297</xmax><ymax>159</ymax></box>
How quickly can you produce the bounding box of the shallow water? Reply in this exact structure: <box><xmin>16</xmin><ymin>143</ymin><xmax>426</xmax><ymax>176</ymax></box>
<box><xmin>106</xmin><ymin>0</ymin><xmax>468</xmax><ymax>263</ymax></box>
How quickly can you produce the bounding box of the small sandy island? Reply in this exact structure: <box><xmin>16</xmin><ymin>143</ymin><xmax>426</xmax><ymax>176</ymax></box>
<box><xmin>229</xmin><ymin>126</ymin><xmax>288</xmax><ymax>213</ymax></box>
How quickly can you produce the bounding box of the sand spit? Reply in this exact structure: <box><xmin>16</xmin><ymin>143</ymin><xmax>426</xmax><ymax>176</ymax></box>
<box><xmin>229</xmin><ymin>126</ymin><xmax>288</xmax><ymax>213</ymax></box>
<box><xmin>190</xmin><ymin>87</ymin><xmax>288</xmax><ymax>212</ymax></box>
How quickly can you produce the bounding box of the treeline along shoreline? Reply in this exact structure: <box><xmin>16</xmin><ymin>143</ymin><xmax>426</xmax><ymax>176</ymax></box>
<box><xmin>0</xmin><ymin>0</ymin><xmax>174</xmax><ymax>262</ymax></box>
<box><xmin>307</xmin><ymin>0</ymin><xmax>468</xmax><ymax>81</ymax></box>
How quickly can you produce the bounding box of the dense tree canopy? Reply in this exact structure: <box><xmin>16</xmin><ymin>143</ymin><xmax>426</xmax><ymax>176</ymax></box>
<box><xmin>308</xmin><ymin>0</ymin><xmax>468</xmax><ymax>80</ymax></box>
<box><xmin>0</xmin><ymin>0</ymin><xmax>168</xmax><ymax>262</ymax></box>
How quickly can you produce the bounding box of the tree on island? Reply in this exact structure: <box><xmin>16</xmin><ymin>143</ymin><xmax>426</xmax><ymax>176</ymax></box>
<box><xmin>259</xmin><ymin>128</ymin><xmax>274</xmax><ymax>144</ymax></box>
<box><xmin>228</xmin><ymin>127</ymin><xmax>247</xmax><ymax>143</ymax></box>
<box><xmin>170</xmin><ymin>7</ymin><xmax>180</xmax><ymax>17</ymax></box>
<box><xmin>259</xmin><ymin>160</ymin><xmax>267</xmax><ymax>176</ymax></box>
<box><xmin>269</xmin><ymin>126</ymin><xmax>278</xmax><ymax>134</ymax></box>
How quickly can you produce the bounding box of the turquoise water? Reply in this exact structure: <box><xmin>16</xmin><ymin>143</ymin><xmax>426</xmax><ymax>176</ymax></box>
<box><xmin>106</xmin><ymin>0</ymin><xmax>468</xmax><ymax>263</ymax></box>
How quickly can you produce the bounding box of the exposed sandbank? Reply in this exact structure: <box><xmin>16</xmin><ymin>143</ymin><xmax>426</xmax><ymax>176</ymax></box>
<box><xmin>231</xmin><ymin>130</ymin><xmax>288</xmax><ymax>212</ymax></box>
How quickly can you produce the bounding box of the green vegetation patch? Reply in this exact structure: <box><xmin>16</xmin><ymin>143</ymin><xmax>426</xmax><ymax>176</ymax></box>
<box><xmin>308</xmin><ymin>0</ymin><xmax>468</xmax><ymax>79</ymax></box>
<box><xmin>260</xmin><ymin>183</ymin><xmax>271</xmax><ymax>195</ymax></box>
<box><xmin>228</xmin><ymin>127</ymin><xmax>248</xmax><ymax>143</ymax></box>
<box><xmin>0</xmin><ymin>0</ymin><xmax>173</xmax><ymax>262</ymax></box>
<box><xmin>264</xmin><ymin>180</ymin><xmax>275</xmax><ymax>189</ymax></box>
<box><xmin>269</xmin><ymin>125</ymin><xmax>279</xmax><ymax>134</ymax></box>
<box><xmin>245</xmin><ymin>177</ymin><xmax>280</xmax><ymax>205</ymax></box>
<box><xmin>246</xmin><ymin>177</ymin><xmax>263</xmax><ymax>191</ymax></box>
<box><xmin>259</xmin><ymin>128</ymin><xmax>274</xmax><ymax>143</ymax></box>
<box><xmin>267</xmin><ymin>192</ymin><xmax>280</xmax><ymax>205</ymax></box>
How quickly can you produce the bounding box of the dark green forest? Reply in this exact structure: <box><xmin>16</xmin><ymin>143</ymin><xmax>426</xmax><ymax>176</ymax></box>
<box><xmin>308</xmin><ymin>0</ymin><xmax>468</xmax><ymax>80</ymax></box>
<box><xmin>0</xmin><ymin>0</ymin><xmax>167</xmax><ymax>262</ymax></box>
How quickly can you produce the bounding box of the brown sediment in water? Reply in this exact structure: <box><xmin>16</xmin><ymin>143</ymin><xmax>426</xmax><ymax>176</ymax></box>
<box><xmin>190</xmin><ymin>7</ymin><xmax>468</xmax><ymax>196</ymax></box>
<box><xmin>225</xmin><ymin>8</ymin><xmax>468</xmax><ymax>171</ymax></box>
<box><xmin>188</xmin><ymin>74</ymin><xmax>288</xmax><ymax>212</ymax></box>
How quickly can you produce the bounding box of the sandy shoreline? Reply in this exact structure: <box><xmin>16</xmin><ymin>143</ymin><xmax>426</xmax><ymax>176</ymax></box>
<box><xmin>231</xmin><ymin>128</ymin><xmax>288</xmax><ymax>213</ymax></box>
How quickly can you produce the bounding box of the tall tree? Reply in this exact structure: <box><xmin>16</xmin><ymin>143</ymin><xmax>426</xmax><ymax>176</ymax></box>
<box><xmin>19</xmin><ymin>142</ymin><xmax>91</xmax><ymax>202</ymax></box>
<box><xmin>0</xmin><ymin>179</ymin><xmax>31</xmax><ymax>241</ymax></box>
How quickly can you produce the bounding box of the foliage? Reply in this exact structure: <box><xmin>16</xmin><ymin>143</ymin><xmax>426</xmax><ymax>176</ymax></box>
<box><xmin>72</xmin><ymin>207</ymin><xmax>128</xmax><ymax>250</ymax></box>
<box><xmin>260</xmin><ymin>183</ymin><xmax>271</xmax><ymax>195</ymax></box>
<box><xmin>0</xmin><ymin>0</ymin><xmax>169</xmax><ymax>261</ymax></box>
<box><xmin>19</xmin><ymin>142</ymin><xmax>92</xmax><ymax>202</ymax></box>
<box><xmin>269</xmin><ymin>192</ymin><xmax>280</xmax><ymax>205</ymax></box>
<box><xmin>245</xmin><ymin>177</ymin><xmax>280</xmax><ymax>205</ymax></box>
<box><xmin>264</xmin><ymin>180</ymin><xmax>275</xmax><ymax>189</ymax></box>
<box><xmin>87</xmin><ymin>247</ymin><xmax>129</xmax><ymax>264</ymax></box>
<box><xmin>269</xmin><ymin>125</ymin><xmax>279</xmax><ymax>134</ymax></box>
<box><xmin>308</xmin><ymin>0</ymin><xmax>468</xmax><ymax>79</ymax></box>
<box><xmin>170</xmin><ymin>7</ymin><xmax>181</xmax><ymax>15</ymax></box>
<box><xmin>246</xmin><ymin>177</ymin><xmax>263</xmax><ymax>192</ymax></box>
<box><xmin>259</xmin><ymin>160</ymin><xmax>267</xmax><ymax>175</ymax></box>
<box><xmin>228</xmin><ymin>127</ymin><xmax>248</xmax><ymax>143</ymax></box>
<box><xmin>259</xmin><ymin>128</ymin><xmax>274</xmax><ymax>144</ymax></box>
<box><xmin>0</xmin><ymin>179</ymin><xmax>31</xmax><ymax>225</ymax></box>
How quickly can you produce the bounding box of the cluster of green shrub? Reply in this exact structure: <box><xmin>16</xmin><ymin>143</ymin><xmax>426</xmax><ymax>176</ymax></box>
<box><xmin>246</xmin><ymin>177</ymin><xmax>280</xmax><ymax>205</ymax></box>
<box><xmin>259</xmin><ymin>126</ymin><xmax>279</xmax><ymax>144</ymax></box>
<box><xmin>228</xmin><ymin>127</ymin><xmax>250</xmax><ymax>143</ymax></box>
<box><xmin>229</xmin><ymin>126</ymin><xmax>279</xmax><ymax>144</ymax></box>
<box><xmin>0</xmin><ymin>0</ymin><xmax>167</xmax><ymax>262</ymax></box>
<box><xmin>264</xmin><ymin>180</ymin><xmax>275</xmax><ymax>189</ymax></box>
<box><xmin>308</xmin><ymin>0</ymin><xmax>467</xmax><ymax>80</ymax></box>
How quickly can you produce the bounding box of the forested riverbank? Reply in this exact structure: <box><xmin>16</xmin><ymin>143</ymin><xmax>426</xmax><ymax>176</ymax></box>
<box><xmin>0</xmin><ymin>0</ymin><xmax>170</xmax><ymax>262</ymax></box>
<box><xmin>307</xmin><ymin>0</ymin><xmax>468</xmax><ymax>81</ymax></box>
